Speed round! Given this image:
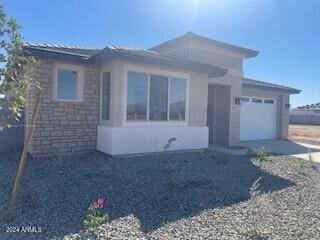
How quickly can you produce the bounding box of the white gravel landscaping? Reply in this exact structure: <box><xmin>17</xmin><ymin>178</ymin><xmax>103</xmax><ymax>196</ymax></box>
<box><xmin>1</xmin><ymin>150</ymin><xmax>320</xmax><ymax>240</ymax></box>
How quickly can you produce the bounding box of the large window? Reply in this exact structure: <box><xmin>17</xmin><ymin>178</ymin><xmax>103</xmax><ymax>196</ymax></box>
<box><xmin>170</xmin><ymin>77</ymin><xmax>186</xmax><ymax>121</ymax></box>
<box><xmin>127</xmin><ymin>71</ymin><xmax>148</xmax><ymax>120</ymax></box>
<box><xmin>149</xmin><ymin>75</ymin><xmax>168</xmax><ymax>121</ymax></box>
<box><xmin>54</xmin><ymin>64</ymin><xmax>83</xmax><ymax>101</ymax></box>
<box><xmin>101</xmin><ymin>72</ymin><xmax>111</xmax><ymax>120</ymax></box>
<box><xmin>127</xmin><ymin>71</ymin><xmax>187</xmax><ymax>122</ymax></box>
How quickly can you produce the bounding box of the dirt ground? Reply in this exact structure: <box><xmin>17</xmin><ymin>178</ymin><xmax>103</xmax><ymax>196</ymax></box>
<box><xmin>289</xmin><ymin>124</ymin><xmax>320</xmax><ymax>145</ymax></box>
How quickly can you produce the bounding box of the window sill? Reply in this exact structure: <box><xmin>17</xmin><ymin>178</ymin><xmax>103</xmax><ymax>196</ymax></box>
<box><xmin>53</xmin><ymin>98</ymin><xmax>83</xmax><ymax>103</ymax></box>
<box><xmin>122</xmin><ymin>121</ymin><xmax>188</xmax><ymax>127</ymax></box>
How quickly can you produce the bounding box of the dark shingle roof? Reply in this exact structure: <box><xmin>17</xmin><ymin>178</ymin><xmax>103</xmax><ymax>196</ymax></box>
<box><xmin>242</xmin><ymin>78</ymin><xmax>301</xmax><ymax>94</ymax></box>
<box><xmin>296</xmin><ymin>103</ymin><xmax>320</xmax><ymax>110</ymax></box>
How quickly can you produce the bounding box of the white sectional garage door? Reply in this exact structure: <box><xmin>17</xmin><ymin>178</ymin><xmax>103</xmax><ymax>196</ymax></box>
<box><xmin>240</xmin><ymin>97</ymin><xmax>277</xmax><ymax>141</ymax></box>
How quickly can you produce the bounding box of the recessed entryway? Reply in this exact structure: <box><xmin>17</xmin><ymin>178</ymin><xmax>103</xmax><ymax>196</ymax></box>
<box><xmin>207</xmin><ymin>84</ymin><xmax>231</xmax><ymax>145</ymax></box>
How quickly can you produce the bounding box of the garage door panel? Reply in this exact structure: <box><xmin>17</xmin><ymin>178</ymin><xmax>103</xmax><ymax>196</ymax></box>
<box><xmin>240</xmin><ymin>97</ymin><xmax>277</xmax><ymax>141</ymax></box>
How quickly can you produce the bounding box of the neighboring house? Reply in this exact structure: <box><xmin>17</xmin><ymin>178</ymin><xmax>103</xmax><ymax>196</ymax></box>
<box><xmin>23</xmin><ymin>32</ymin><xmax>301</xmax><ymax>156</ymax></box>
<box><xmin>290</xmin><ymin>103</ymin><xmax>320</xmax><ymax>125</ymax></box>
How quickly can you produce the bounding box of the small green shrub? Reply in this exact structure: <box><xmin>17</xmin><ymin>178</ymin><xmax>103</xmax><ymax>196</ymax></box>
<box><xmin>83</xmin><ymin>198</ymin><xmax>109</xmax><ymax>229</ymax></box>
<box><xmin>296</xmin><ymin>157</ymin><xmax>307</xmax><ymax>172</ymax></box>
<box><xmin>254</xmin><ymin>148</ymin><xmax>270</xmax><ymax>166</ymax></box>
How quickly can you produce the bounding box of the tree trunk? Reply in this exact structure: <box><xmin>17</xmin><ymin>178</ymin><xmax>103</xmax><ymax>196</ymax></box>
<box><xmin>5</xmin><ymin>87</ymin><xmax>42</xmax><ymax>222</ymax></box>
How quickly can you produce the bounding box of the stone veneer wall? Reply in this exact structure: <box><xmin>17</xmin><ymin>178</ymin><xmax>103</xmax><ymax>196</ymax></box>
<box><xmin>27</xmin><ymin>58</ymin><xmax>100</xmax><ymax>156</ymax></box>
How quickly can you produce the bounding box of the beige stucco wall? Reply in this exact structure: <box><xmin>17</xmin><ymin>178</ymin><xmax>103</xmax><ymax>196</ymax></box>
<box><xmin>153</xmin><ymin>39</ymin><xmax>245</xmax><ymax>70</ymax></box>
<box><xmin>209</xmin><ymin>74</ymin><xmax>243</xmax><ymax>144</ymax></box>
<box><xmin>242</xmin><ymin>87</ymin><xmax>290</xmax><ymax>139</ymax></box>
<box><xmin>153</xmin><ymin>38</ymin><xmax>247</xmax><ymax>145</ymax></box>
<box><xmin>188</xmin><ymin>71</ymin><xmax>209</xmax><ymax>126</ymax></box>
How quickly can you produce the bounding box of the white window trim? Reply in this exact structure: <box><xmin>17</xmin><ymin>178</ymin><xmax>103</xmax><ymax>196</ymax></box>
<box><xmin>122</xmin><ymin>64</ymin><xmax>190</xmax><ymax>127</ymax></box>
<box><xmin>242</xmin><ymin>96</ymin><xmax>276</xmax><ymax>104</ymax></box>
<box><xmin>53</xmin><ymin>63</ymin><xmax>84</xmax><ymax>102</ymax></box>
<box><xmin>100</xmin><ymin>69</ymin><xmax>112</xmax><ymax>125</ymax></box>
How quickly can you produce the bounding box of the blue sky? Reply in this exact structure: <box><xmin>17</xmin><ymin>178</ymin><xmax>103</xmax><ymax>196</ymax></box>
<box><xmin>2</xmin><ymin>0</ymin><xmax>319</xmax><ymax>107</ymax></box>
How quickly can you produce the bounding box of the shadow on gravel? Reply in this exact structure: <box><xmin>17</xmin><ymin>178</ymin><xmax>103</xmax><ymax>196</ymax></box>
<box><xmin>0</xmin><ymin>151</ymin><xmax>294</xmax><ymax>239</ymax></box>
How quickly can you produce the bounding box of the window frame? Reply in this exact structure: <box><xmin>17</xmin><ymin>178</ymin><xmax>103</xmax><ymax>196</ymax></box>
<box><xmin>264</xmin><ymin>99</ymin><xmax>275</xmax><ymax>104</ymax></box>
<box><xmin>100</xmin><ymin>71</ymin><xmax>111</xmax><ymax>122</ymax></box>
<box><xmin>252</xmin><ymin>98</ymin><xmax>263</xmax><ymax>103</ymax></box>
<box><xmin>126</xmin><ymin>71</ymin><xmax>148</xmax><ymax>121</ymax></box>
<box><xmin>53</xmin><ymin>63</ymin><xmax>84</xmax><ymax>102</ymax></box>
<box><xmin>123</xmin><ymin>65</ymin><xmax>190</xmax><ymax>127</ymax></box>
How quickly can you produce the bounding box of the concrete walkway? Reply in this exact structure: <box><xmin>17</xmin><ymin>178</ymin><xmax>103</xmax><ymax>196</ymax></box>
<box><xmin>211</xmin><ymin>140</ymin><xmax>320</xmax><ymax>163</ymax></box>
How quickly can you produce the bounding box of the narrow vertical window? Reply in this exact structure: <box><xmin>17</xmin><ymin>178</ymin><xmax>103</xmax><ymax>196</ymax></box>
<box><xmin>170</xmin><ymin>77</ymin><xmax>186</xmax><ymax>121</ymax></box>
<box><xmin>127</xmin><ymin>71</ymin><xmax>148</xmax><ymax>120</ymax></box>
<box><xmin>101</xmin><ymin>72</ymin><xmax>111</xmax><ymax>120</ymax></box>
<box><xmin>149</xmin><ymin>74</ymin><xmax>168</xmax><ymax>121</ymax></box>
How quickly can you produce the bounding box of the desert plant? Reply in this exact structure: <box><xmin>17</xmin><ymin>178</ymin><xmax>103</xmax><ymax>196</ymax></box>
<box><xmin>83</xmin><ymin>198</ymin><xmax>109</xmax><ymax>229</ymax></box>
<box><xmin>249</xmin><ymin>177</ymin><xmax>262</xmax><ymax>198</ymax></box>
<box><xmin>163</xmin><ymin>137</ymin><xmax>178</xmax><ymax>195</ymax></box>
<box><xmin>240</xmin><ymin>177</ymin><xmax>268</xmax><ymax>240</ymax></box>
<box><xmin>307</xmin><ymin>148</ymin><xmax>319</xmax><ymax>171</ymax></box>
<box><xmin>296</xmin><ymin>157</ymin><xmax>307</xmax><ymax>172</ymax></box>
<box><xmin>164</xmin><ymin>137</ymin><xmax>177</xmax><ymax>151</ymax></box>
<box><xmin>255</xmin><ymin>148</ymin><xmax>270</xmax><ymax>166</ymax></box>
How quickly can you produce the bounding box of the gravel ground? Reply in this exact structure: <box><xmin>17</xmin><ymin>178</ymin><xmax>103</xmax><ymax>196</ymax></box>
<box><xmin>0</xmin><ymin>150</ymin><xmax>320</xmax><ymax>240</ymax></box>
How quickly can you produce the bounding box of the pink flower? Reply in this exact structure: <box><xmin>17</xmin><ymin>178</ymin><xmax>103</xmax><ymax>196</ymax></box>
<box><xmin>95</xmin><ymin>198</ymin><xmax>105</xmax><ymax>208</ymax></box>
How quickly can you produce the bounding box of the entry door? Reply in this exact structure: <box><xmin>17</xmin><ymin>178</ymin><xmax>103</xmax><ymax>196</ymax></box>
<box><xmin>207</xmin><ymin>85</ymin><xmax>231</xmax><ymax>144</ymax></box>
<box><xmin>240</xmin><ymin>97</ymin><xmax>277</xmax><ymax>141</ymax></box>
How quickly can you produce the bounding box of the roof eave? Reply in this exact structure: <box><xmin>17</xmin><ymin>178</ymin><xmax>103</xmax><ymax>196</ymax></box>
<box><xmin>23</xmin><ymin>47</ymin><xmax>90</xmax><ymax>62</ymax></box>
<box><xmin>150</xmin><ymin>32</ymin><xmax>259</xmax><ymax>59</ymax></box>
<box><xmin>244</xmin><ymin>50</ymin><xmax>259</xmax><ymax>58</ymax></box>
<box><xmin>93</xmin><ymin>51</ymin><xmax>227</xmax><ymax>77</ymax></box>
<box><xmin>242</xmin><ymin>83</ymin><xmax>301</xmax><ymax>94</ymax></box>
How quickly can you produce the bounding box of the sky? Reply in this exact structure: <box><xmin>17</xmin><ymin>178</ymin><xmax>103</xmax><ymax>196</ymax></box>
<box><xmin>2</xmin><ymin>0</ymin><xmax>319</xmax><ymax>107</ymax></box>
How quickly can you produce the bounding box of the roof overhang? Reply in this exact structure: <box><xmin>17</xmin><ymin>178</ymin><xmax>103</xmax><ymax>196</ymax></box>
<box><xmin>24</xmin><ymin>45</ymin><xmax>228</xmax><ymax>78</ymax></box>
<box><xmin>23</xmin><ymin>47</ymin><xmax>90</xmax><ymax>62</ymax></box>
<box><xmin>150</xmin><ymin>32</ymin><xmax>259</xmax><ymax>59</ymax></box>
<box><xmin>93</xmin><ymin>50</ymin><xmax>227</xmax><ymax>77</ymax></box>
<box><xmin>242</xmin><ymin>79</ymin><xmax>301</xmax><ymax>94</ymax></box>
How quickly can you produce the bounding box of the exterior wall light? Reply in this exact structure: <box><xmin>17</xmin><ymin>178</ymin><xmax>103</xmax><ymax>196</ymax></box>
<box><xmin>285</xmin><ymin>103</ymin><xmax>291</xmax><ymax>109</ymax></box>
<box><xmin>235</xmin><ymin>97</ymin><xmax>241</xmax><ymax>105</ymax></box>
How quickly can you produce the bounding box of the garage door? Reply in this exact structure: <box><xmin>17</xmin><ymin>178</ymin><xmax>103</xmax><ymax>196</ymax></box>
<box><xmin>240</xmin><ymin>97</ymin><xmax>277</xmax><ymax>141</ymax></box>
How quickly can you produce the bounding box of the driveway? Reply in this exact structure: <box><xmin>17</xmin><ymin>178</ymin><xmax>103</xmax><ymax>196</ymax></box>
<box><xmin>240</xmin><ymin>140</ymin><xmax>320</xmax><ymax>163</ymax></box>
